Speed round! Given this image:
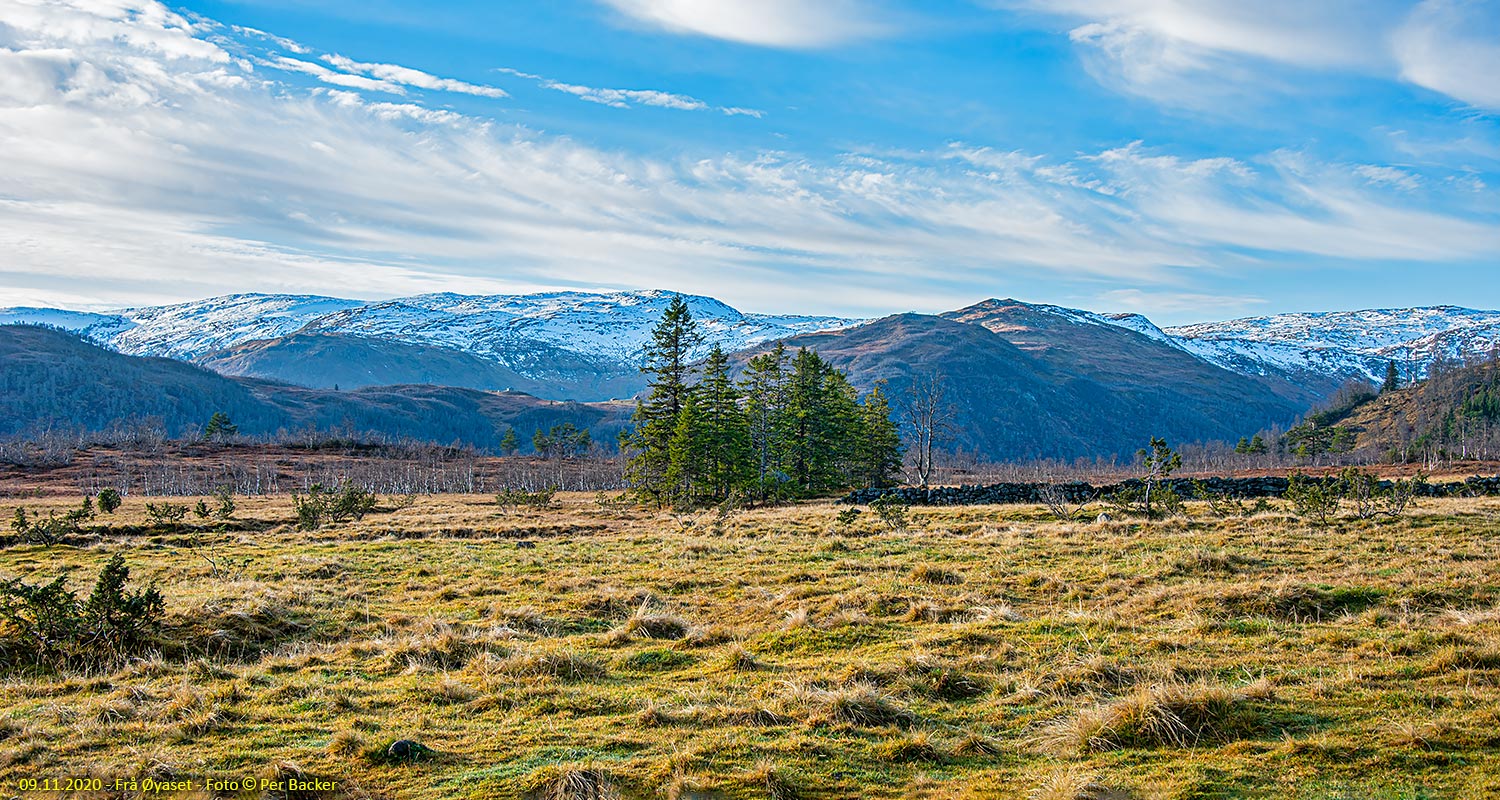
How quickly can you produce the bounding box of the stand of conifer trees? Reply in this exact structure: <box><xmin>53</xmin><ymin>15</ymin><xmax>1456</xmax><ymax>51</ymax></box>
<box><xmin>623</xmin><ymin>296</ymin><xmax>903</xmax><ymax>508</ymax></box>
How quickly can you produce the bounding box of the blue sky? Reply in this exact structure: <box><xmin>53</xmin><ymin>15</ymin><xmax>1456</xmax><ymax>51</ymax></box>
<box><xmin>0</xmin><ymin>0</ymin><xmax>1497</xmax><ymax>324</ymax></box>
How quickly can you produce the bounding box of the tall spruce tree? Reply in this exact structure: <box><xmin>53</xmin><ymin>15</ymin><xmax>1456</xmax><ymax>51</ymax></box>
<box><xmin>1382</xmin><ymin>360</ymin><xmax>1402</xmax><ymax>394</ymax></box>
<box><xmin>784</xmin><ymin>348</ymin><xmax>860</xmax><ymax>493</ymax></box>
<box><xmin>695</xmin><ymin>346</ymin><xmax>753</xmax><ymax>501</ymax></box>
<box><xmin>624</xmin><ymin>295</ymin><xmax>704</xmax><ymax>505</ymax></box>
<box><xmin>665</xmin><ymin>395</ymin><xmax>710</xmax><ymax>507</ymax></box>
<box><xmin>854</xmin><ymin>383</ymin><xmax>904</xmax><ymax>488</ymax></box>
<box><xmin>740</xmin><ymin>343</ymin><xmax>791</xmax><ymax>501</ymax></box>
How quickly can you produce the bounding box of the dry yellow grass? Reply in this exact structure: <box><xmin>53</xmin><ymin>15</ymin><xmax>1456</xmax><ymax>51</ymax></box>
<box><xmin>0</xmin><ymin>492</ymin><xmax>1498</xmax><ymax>798</ymax></box>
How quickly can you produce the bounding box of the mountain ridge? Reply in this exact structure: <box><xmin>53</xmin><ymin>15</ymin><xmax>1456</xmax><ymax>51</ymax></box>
<box><xmin>5</xmin><ymin>292</ymin><xmax>1498</xmax><ymax>409</ymax></box>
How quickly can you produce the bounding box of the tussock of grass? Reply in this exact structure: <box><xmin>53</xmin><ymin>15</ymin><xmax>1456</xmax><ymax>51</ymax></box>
<box><xmin>493</xmin><ymin>605</ymin><xmax>555</xmax><ymax>635</ymax></box>
<box><xmin>784</xmin><ymin>681</ymin><xmax>914</xmax><ymax>728</ymax></box>
<box><xmin>720</xmin><ymin>643</ymin><xmax>762</xmax><ymax>671</ymax></box>
<box><xmin>379</xmin><ymin>620</ymin><xmax>513</xmax><ymax>672</ymax></box>
<box><xmin>326</xmin><ymin>728</ymin><xmax>364</xmax><ymax>759</ymax></box>
<box><xmin>609</xmin><ymin>604</ymin><xmax>690</xmax><ymax>642</ymax></box>
<box><xmin>1042</xmin><ymin>655</ymin><xmax>1141</xmax><ymax>696</ymax></box>
<box><xmin>1162</xmin><ymin>547</ymin><xmax>1257</xmax><ymax>577</ymax></box>
<box><xmin>501</xmin><ymin>649</ymin><xmax>607</xmax><ymax>681</ymax></box>
<box><xmin>1039</xmin><ymin>680</ymin><xmax>1275</xmax><ymax>753</ymax></box>
<box><xmin>874</xmin><ymin>731</ymin><xmax>945</xmax><ymax>763</ymax></box>
<box><xmin>1427</xmin><ymin>645</ymin><xmax>1500</xmax><ymax>673</ymax></box>
<box><xmin>898</xmin><ymin>655</ymin><xmax>989</xmax><ymax>701</ymax></box>
<box><xmin>1030</xmin><ymin>767</ymin><xmax>1134</xmax><ymax>800</ymax></box>
<box><xmin>903</xmin><ymin>600</ymin><xmax>968</xmax><ymax>623</ymax></box>
<box><xmin>525</xmin><ymin>766</ymin><xmax>621</xmax><ymax>800</ymax></box>
<box><xmin>1216</xmin><ymin>583</ymin><xmax>1387</xmax><ymax>622</ymax></box>
<box><xmin>910</xmin><ymin>565</ymin><xmax>964</xmax><ymax>585</ymax></box>
<box><xmin>194</xmin><ymin>591</ymin><xmax>310</xmax><ymax>657</ymax></box>
<box><xmin>743</xmin><ymin>762</ymin><xmax>800</xmax><ymax>800</ymax></box>
<box><xmin>951</xmin><ymin>732</ymin><xmax>1004</xmax><ymax>758</ymax></box>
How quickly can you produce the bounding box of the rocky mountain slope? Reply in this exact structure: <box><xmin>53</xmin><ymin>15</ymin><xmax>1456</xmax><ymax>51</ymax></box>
<box><xmin>1340</xmin><ymin>357</ymin><xmax>1500</xmax><ymax>461</ymax></box>
<box><xmin>745</xmin><ymin>311</ymin><xmax>1302</xmax><ymax>461</ymax></box>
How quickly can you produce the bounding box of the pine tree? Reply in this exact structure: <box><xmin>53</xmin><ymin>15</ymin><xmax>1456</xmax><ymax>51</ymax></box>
<box><xmin>1235</xmin><ymin>437</ymin><xmax>1250</xmax><ymax>454</ymax></box>
<box><xmin>1248</xmin><ymin>434</ymin><xmax>1268</xmax><ymax>454</ymax></box>
<box><xmin>1382</xmin><ymin>360</ymin><xmax>1402</xmax><ymax>394</ymax></box>
<box><xmin>532</xmin><ymin>428</ymin><xmax>552</xmax><ymax>458</ymax></box>
<box><xmin>624</xmin><ymin>296</ymin><xmax>704</xmax><ymax>505</ymax></box>
<box><xmin>854</xmin><ymin>383</ymin><xmax>904</xmax><ymax>488</ymax></box>
<box><xmin>498</xmin><ymin>427</ymin><xmax>519</xmax><ymax>455</ymax></box>
<box><xmin>203</xmin><ymin>412</ymin><xmax>237</xmax><ymax>442</ymax></box>
<box><xmin>783</xmin><ymin>349</ymin><xmax>859</xmax><ymax>494</ymax></box>
<box><xmin>664</xmin><ymin>395</ymin><xmax>710</xmax><ymax>508</ymax></box>
<box><xmin>695</xmin><ymin>346</ymin><xmax>753</xmax><ymax>501</ymax></box>
<box><xmin>740</xmin><ymin>343</ymin><xmax>792</xmax><ymax>502</ymax></box>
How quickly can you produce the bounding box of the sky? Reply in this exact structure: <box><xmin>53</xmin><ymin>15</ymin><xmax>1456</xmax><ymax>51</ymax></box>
<box><xmin>0</xmin><ymin>0</ymin><xmax>1497</xmax><ymax>324</ymax></box>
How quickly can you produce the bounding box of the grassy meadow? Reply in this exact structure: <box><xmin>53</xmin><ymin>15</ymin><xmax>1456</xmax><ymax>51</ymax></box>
<box><xmin>1</xmin><ymin>492</ymin><xmax>1498</xmax><ymax>798</ymax></box>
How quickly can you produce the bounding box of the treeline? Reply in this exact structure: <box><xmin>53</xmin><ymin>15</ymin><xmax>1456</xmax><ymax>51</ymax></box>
<box><xmin>622</xmin><ymin>296</ymin><xmax>902</xmax><ymax>507</ymax></box>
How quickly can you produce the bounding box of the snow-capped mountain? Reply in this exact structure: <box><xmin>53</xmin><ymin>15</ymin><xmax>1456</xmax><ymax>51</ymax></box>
<box><xmin>6</xmin><ymin>291</ymin><xmax>1498</xmax><ymax>408</ymax></box>
<box><xmin>0</xmin><ymin>290</ymin><xmax>861</xmax><ymax>398</ymax></box>
<box><xmin>294</xmin><ymin>290</ymin><xmax>856</xmax><ymax>368</ymax></box>
<box><xmin>1165</xmin><ymin>306</ymin><xmax>1500</xmax><ymax>386</ymax></box>
<box><xmin>0</xmin><ymin>294</ymin><xmax>364</xmax><ymax>360</ymax></box>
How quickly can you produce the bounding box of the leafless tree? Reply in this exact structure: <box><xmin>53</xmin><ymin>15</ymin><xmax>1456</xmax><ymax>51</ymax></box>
<box><xmin>900</xmin><ymin>373</ymin><xmax>956</xmax><ymax>489</ymax></box>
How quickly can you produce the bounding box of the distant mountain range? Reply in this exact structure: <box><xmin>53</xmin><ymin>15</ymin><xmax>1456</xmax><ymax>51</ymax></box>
<box><xmin>3</xmin><ymin>291</ymin><xmax>1498</xmax><ymax>460</ymax></box>
<box><xmin>0</xmin><ymin>325</ymin><xmax>634</xmax><ymax>450</ymax></box>
<box><xmin>0</xmin><ymin>291</ymin><xmax>855</xmax><ymax>401</ymax></box>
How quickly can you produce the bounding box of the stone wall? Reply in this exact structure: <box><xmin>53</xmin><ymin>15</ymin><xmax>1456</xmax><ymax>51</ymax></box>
<box><xmin>841</xmin><ymin>475</ymin><xmax>1500</xmax><ymax>506</ymax></box>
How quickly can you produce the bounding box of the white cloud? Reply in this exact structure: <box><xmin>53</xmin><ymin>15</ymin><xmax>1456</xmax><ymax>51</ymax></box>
<box><xmin>269</xmin><ymin>56</ymin><xmax>406</xmax><ymax>94</ymax></box>
<box><xmin>322</xmin><ymin>54</ymin><xmax>508</xmax><ymax>98</ymax></box>
<box><xmin>599</xmin><ymin>0</ymin><xmax>891</xmax><ymax>48</ymax></box>
<box><xmin>496</xmin><ymin>66</ymin><xmax>761</xmax><ymax>116</ymax></box>
<box><xmin>0</xmin><ymin>0</ymin><xmax>1495</xmax><ymax>318</ymax></box>
<box><xmin>541</xmin><ymin>80</ymin><xmax>704</xmax><ymax>110</ymax></box>
<box><xmin>1394</xmin><ymin>0</ymin><xmax>1500</xmax><ymax>111</ymax></box>
<box><xmin>1095</xmin><ymin>287</ymin><xmax>1267</xmax><ymax>318</ymax></box>
<box><xmin>995</xmin><ymin>1</ymin><xmax>1500</xmax><ymax>113</ymax></box>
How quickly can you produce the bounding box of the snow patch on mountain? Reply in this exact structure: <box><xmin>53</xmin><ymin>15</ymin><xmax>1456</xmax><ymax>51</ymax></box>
<box><xmin>1166</xmin><ymin>306</ymin><xmax>1500</xmax><ymax>382</ymax></box>
<box><xmin>1</xmin><ymin>290</ymin><xmax>861</xmax><ymax>375</ymax></box>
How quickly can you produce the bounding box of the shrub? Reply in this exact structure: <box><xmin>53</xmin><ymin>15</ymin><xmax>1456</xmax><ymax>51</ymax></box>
<box><xmin>10</xmin><ymin>501</ymin><xmax>92</xmax><ymax>546</ymax></box>
<box><xmin>0</xmin><ymin>554</ymin><xmax>164</xmax><ymax>670</ymax></box>
<box><xmin>869</xmin><ymin>494</ymin><xmax>909</xmax><ymax>532</ymax></box>
<box><xmin>1342</xmin><ymin>468</ymin><xmax>1425</xmax><ymax>519</ymax></box>
<box><xmin>145</xmin><ymin>502</ymin><xmax>189</xmax><ymax>528</ymax></box>
<box><xmin>212</xmin><ymin>487</ymin><xmax>236</xmax><ymax>520</ymax></box>
<box><xmin>292</xmin><ymin>484</ymin><xmax>377</xmax><ymax>530</ymax></box>
<box><xmin>496</xmin><ymin>485</ymin><xmax>558</xmax><ymax>513</ymax></box>
<box><xmin>1285</xmin><ymin>474</ymin><xmax>1340</xmax><ymax>526</ymax></box>
<box><xmin>96</xmin><ymin>488</ymin><xmax>122</xmax><ymax>514</ymax></box>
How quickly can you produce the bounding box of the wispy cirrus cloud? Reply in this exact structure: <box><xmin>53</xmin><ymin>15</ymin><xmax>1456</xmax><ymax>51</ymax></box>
<box><xmin>496</xmin><ymin>67</ymin><xmax>761</xmax><ymax>116</ymax></box>
<box><xmin>995</xmin><ymin>0</ymin><xmax>1500</xmax><ymax>113</ymax></box>
<box><xmin>0</xmin><ymin>0</ymin><xmax>1495</xmax><ymax>321</ymax></box>
<box><xmin>322</xmin><ymin>54</ymin><xmax>508</xmax><ymax>98</ymax></box>
<box><xmin>598</xmin><ymin>0</ymin><xmax>894</xmax><ymax>48</ymax></box>
<box><xmin>1394</xmin><ymin>0</ymin><xmax>1500</xmax><ymax>111</ymax></box>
